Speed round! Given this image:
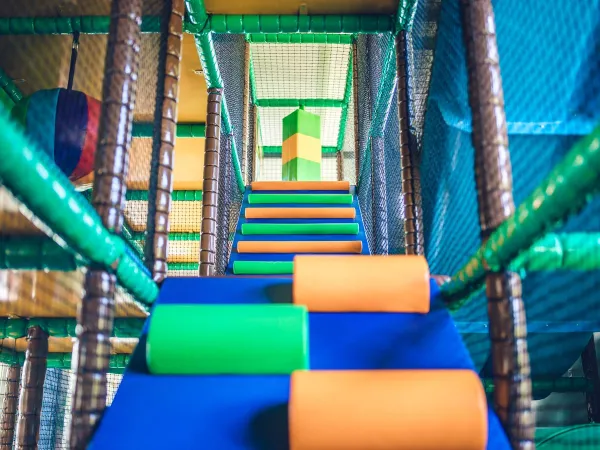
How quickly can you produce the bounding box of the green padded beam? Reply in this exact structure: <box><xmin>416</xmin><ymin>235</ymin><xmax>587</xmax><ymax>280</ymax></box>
<box><xmin>0</xmin><ymin>317</ymin><xmax>144</xmax><ymax>339</ymax></box>
<box><xmin>247</xmin><ymin>33</ymin><xmax>353</xmax><ymax>44</ymax></box>
<box><xmin>147</xmin><ymin>304</ymin><xmax>308</xmax><ymax>374</ymax></box>
<box><xmin>0</xmin><ymin>105</ymin><xmax>158</xmax><ymax>306</ymax></box>
<box><xmin>131</xmin><ymin>123</ymin><xmax>206</xmax><ymax>138</ymax></box>
<box><xmin>256</xmin><ymin>99</ymin><xmax>343</xmax><ymax>108</ymax></box>
<box><xmin>241</xmin><ymin>223</ymin><xmax>359</xmax><ymax>235</ymax></box>
<box><xmin>0</xmin><ymin>15</ymin><xmax>394</xmax><ymax>35</ymax></box>
<box><xmin>263</xmin><ymin>146</ymin><xmax>338</xmax><ymax>155</ymax></box>
<box><xmin>0</xmin><ymin>351</ymin><xmax>130</xmax><ymax>371</ymax></box>
<box><xmin>442</xmin><ymin>125</ymin><xmax>600</xmax><ymax>308</ymax></box>
<box><xmin>233</xmin><ymin>261</ymin><xmax>294</xmax><ymax>275</ymax></box>
<box><xmin>126</xmin><ymin>190</ymin><xmax>203</xmax><ymax>201</ymax></box>
<box><xmin>248</xmin><ymin>194</ymin><xmax>353</xmax><ymax>205</ymax></box>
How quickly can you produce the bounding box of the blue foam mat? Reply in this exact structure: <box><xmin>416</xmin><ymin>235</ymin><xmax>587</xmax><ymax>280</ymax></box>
<box><xmin>91</xmin><ymin>279</ymin><xmax>509</xmax><ymax>449</ymax></box>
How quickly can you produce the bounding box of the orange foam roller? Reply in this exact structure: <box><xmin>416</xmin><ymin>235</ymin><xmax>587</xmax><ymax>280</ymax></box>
<box><xmin>237</xmin><ymin>241</ymin><xmax>362</xmax><ymax>254</ymax></box>
<box><xmin>289</xmin><ymin>370</ymin><xmax>487</xmax><ymax>450</ymax></box>
<box><xmin>293</xmin><ymin>255</ymin><xmax>430</xmax><ymax>312</ymax></box>
<box><xmin>245</xmin><ymin>207</ymin><xmax>355</xmax><ymax>219</ymax></box>
<box><xmin>251</xmin><ymin>181</ymin><xmax>350</xmax><ymax>191</ymax></box>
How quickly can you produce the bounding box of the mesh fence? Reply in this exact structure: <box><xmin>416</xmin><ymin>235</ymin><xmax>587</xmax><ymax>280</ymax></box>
<box><xmin>250</xmin><ymin>40</ymin><xmax>355</xmax><ymax>183</ymax></box>
<box><xmin>414</xmin><ymin>0</ymin><xmax>600</xmax><ymax>442</ymax></box>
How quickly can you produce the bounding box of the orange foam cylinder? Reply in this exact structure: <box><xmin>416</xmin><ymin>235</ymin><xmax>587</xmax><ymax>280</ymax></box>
<box><xmin>251</xmin><ymin>181</ymin><xmax>350</xmax><ymax>191</ymax></box>
<box><xmin>289</xmin><ymin>370</ymin><xmax>488</xmax><ymax>450</ymax></box>
<box><xmin>237</xmin><ymin>241</ymin><xmax>362</xmax><ymax>254</ymax></box>
<box><xmin>245</xmin><ymin>207</ymin><xmax>356</xmax><ymax>219</ymax></box>
<box><xmin>293</xmin><ymin>255</ymin><xmax>430</xmax><ymax>312</ymax></box>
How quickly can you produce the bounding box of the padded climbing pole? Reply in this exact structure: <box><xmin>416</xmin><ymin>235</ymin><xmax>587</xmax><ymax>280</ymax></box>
<box><xmin>0</xmin><ymin>364</ymin><xmax>19</xmax><ymax>449</ymax></box>
<box><xmin>144</xmin><ymin>0</ymin><xmax>185</xmax><ymax>283</ymax></box>
<box><xmin>396</xmin><ymin>31</ymin><xmax>424</xmax><ymax>255</ymax></box>
<box><xmin>15</xmin><ymin>326</ymin><xmax>48</xmax><ymax>450</ymax></box>
<box><xmin>70</xmin><ymin>0</ymin><xmax>142</xmax><ymax>447</ymax></box>
<box><xmin>199</xmin><ymin>88</ymin><xmax>223</xmax><ymax>276</ymax></box>
<box><xmin>461</xmin><ymin>0</ymin><xmax>534</xmax><ymax>447</ymax></box>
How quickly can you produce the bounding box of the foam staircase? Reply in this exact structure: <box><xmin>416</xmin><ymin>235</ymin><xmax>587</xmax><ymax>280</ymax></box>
<box><xmin>91</xmin><ymin>184</ymin><xmax>510</xmax><ymax>450</ymax></box>
<box><xmin>227</xmin><ymin>181</ymin><xmax>370</xmax><ymax>276</ymax></box>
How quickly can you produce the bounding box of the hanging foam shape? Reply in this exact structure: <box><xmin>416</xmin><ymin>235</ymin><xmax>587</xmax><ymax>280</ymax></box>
<box><xmin>293</xmin><ymin>255</ymin><xmax>430</xmax><ymax>312</ymax></box>
<box><xmin>12</xmin><ymin>88</ymin><xmax>100</xmax><ymax>184</ymax></box>
<box><xmin>289</xmin><ymin>370</ymin><xmax>488</xmax><ymax>450</ymax></box>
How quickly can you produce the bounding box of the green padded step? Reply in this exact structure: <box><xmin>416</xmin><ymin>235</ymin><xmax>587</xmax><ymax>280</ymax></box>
<box><xmin>248</xmin><ymin>193</ymin><xmax>353</xmax><ymax>205</ymax></box>
<box><xmin>241</xmin><ymin>223</ymin><xmax>359</xmax><ymax>235</ymax></box>
<box><xmin>233</xmin><ymin>261</ymin><xmax>294</xmax><ymax>275</ymax></box>
<box><xmin>147</xmin><ymin>304</ymin><xmax>308</xmax><ymax>374</ymax></box>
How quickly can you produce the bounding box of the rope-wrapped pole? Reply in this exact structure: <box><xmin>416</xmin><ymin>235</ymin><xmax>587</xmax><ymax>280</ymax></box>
<box><xmin>0</xmin><ymin>363</ymin><xmax>20</xmax><ymax>449</ymax></box>
<box><xmin>15</xmin><ymin>326</ymin><xmax>48</xmax><ymax>450</ymax></box>
<box><xmin>70</xmin><ymin>0</ymin><xmax>142</xmax><ymax>447</ymax></box>
<box><xmin>336</xmin><ymin>151</ymin><xmax>344</xmax><ymax>181</ymax></box>
<box><xmin>242</xmin><ymin>41</ymin><xmax>251</xmax><ymax>186</ymax></box>
<box><xmin>144</xmin><ymin>0</ymin><xmax>185</xmax><ymax>283</ymax></box>
<box><xmin>352</xmin><ymin>40</ymin><xmax>360</xmax><ymax>183</ymax></box>
<box><xmin>396</xmin><ymin>31</ymin><xmax>423</xmax><ymax>255</ymax></box>
<box><xmin>461</xmin><ymin>1</ymin><xmax>534</xmax><ymax>448</ymax></box>
<box><xmin>199</xmin><ymin>88</ymin><xmax>223</xmax><ymax>277</ymax></box>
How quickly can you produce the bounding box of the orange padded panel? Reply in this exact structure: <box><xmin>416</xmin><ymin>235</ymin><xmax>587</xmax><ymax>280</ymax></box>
<box><xmin>245</xmin><ymin>207</ymin><xmax>355</xmax><ymax>219</ymax></box>
<box><xmin>293</xmin><ymin>255</ymin><xmax>430</xmax><ymax>312</ymax></box>
<box><xmin>289</xmin><ymin>370</ymin><xmax>487</xmax><ymax>450</ymax></box>
<box><xmin>237</xmin><ymin>241</ymin><xmax>362</xmax><ymax>254</ymax></box>
<box><xmin>251</xmin><ymin>181</ymin><xmax>350</xmax><ymax>191</ymax></box>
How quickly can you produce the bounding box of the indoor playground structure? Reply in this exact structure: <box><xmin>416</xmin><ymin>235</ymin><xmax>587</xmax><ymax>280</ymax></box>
<box><xmin>0</xmin><ymin>0</ymin><xmax>600</xmax><ymax>449</ymax></box>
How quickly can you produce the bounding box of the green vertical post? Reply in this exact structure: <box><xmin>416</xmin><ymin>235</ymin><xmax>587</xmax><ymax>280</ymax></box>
<box><xmin>282</xmin><ymin>108</ymin><xmax>322</xmax><ymax>181</ymax></box>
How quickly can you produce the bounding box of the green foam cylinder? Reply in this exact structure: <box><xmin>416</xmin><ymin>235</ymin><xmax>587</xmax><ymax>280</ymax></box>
<box><xmin>233</xmin><ymin>261</ymin><xmax>294</xmax><ymax>275</ymax></box>
<box><xmin>248</xmin><ymin>193</ymin><xmax>353</xmax><ymax>205</ymax></box>
<box><xmin>146</xmin><ymin>304</ymin><xmax>308</xmax><ymax>374</ymax></box>
<box><xmin>241</xmin><ymin>223</ymin><xmax>359</xmax><ymax>235</ymax></box>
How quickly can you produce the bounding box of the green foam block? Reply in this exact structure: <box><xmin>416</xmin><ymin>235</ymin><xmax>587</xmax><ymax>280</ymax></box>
<box><xmin>241</xmin><ymin>223</ymin><xmax>359</xmax><ymax>235</ymax></box>
<box><xmin>282</xmin><ymin>157</ymin><xmax>321</xmax><ymax>181</ymax></box>
<box><xmin>248</xmin><ymin>193</ymin><xmax>353</xmax><ymax>205</ymax></box>
<box><xmin>233</xmin><ymin>261</ymin><xmax>294</xmax><ymax>275</ymax></box>
<box><xmin>146</xmin><ymin>304</ymin><xmax>308</xmax><ymax>374</ymax></box>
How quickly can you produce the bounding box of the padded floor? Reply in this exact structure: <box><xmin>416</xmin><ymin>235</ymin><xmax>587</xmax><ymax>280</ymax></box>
<box><xmin>91</xmin><ymin>278</ymin><xmax>510</xmax><ymax>449</ymax></box>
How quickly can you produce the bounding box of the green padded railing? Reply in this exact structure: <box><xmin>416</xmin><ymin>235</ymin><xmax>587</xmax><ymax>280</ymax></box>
<box><xmin>0</xmin><ymin>317</ymin><xmax>144</xmax><ymax>339</ymax></box>
<box><xmin>442</xmin><ymin>126</ymin><xmax>600</xmax><ymax>308</ymax></box>
<box><xmin>0</xmin><ymin>106</ymin><xmax>158</xmax><ymax>307</ymax></box>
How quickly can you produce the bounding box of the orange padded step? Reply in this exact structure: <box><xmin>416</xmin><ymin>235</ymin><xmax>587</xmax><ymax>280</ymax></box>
<box><xmin>289</xmin><ymin>370</ymin><xmax>487</xmax><ymax>450</ymax></box>
<box><xmin>237</xmin><ymin>241</ymin><xmax>362</xmax><ymax>254</ymax></box>
<box><xmin>293</xmin><ymin>255</ymin><xmax>430</xmax><ymax>312</ymax></box>
<box><xmin>251</xmin><ymin>181</ymin><xmax>350</xmax><ymax>191</ymax></box>
<box><xmin>245</xmin><ymin>207</ymin><xmax>356</xmax><ymax>220</ymax></box>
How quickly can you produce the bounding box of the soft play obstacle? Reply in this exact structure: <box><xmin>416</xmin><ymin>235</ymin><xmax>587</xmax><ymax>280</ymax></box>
<box><xmin>245</xmin><ymin>207</ymin><xmax>356</xmax><ymax>219</ymax></box>
<box><xmin>11</xmin><ymin>88</ymin><xmax>99</xmax><ymax>185</ymax></box>
<box><xmin>233</xmin><ymin>261</ymin><xmax>294</xmax><ymax>275</ymax></box>
<box><xmin>241</xmin><ymin>223</ymin><xmax>359</xmax><ymax>235</ymax></box>
<box><xmin>248</xmin><ymin>194</ymin><xmax>353</xmax><ymax>205</ymax></box>
<box><xmin>146</xmin><ymin>304</ymin><xmax>308</xmax><ymax>374</ymax></box>
<box><xmin>237</xmin><ymin>241</ymin><xmax>362</xmax><ymax>254</ymax></box>
<box><xmin>293</xmin><ymin>255</ymin><xmax>430</xmax><ymax>312</ymax></box>
<box><xmin>251</xmin><ymin>180</ymin><xmax>350</xmax><ymax>191</ymax></box>
<box><xmin>282</xmin><ymin>108</ymin><xmax>321</xmax><ymax>181</ymax></box>
<box><xmin>289</xmin><ymin>370</ymin><xmax>487</xmax><ymax>450</ymax></box>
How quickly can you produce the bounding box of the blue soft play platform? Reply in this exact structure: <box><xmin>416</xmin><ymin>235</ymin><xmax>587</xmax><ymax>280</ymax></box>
<box><xmin>225</xmin><ymin>187</ymin><xmax>371</xmax><ymax>274</ymax></box>
<box><xmin>90</xmin><ymin>278</ymin><xmax>509</xmax><ymax>450</ymax></box>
